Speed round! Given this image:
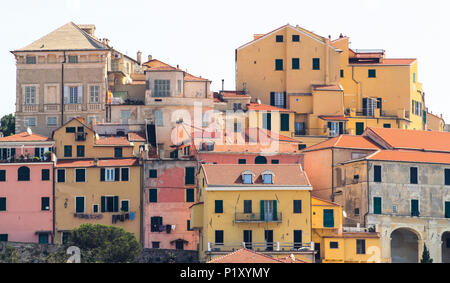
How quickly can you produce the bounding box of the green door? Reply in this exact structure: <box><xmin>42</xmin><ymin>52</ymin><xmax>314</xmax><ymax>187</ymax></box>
<box><xmin>445</xmin><ymin>202</ymin><xmax>450</xmax><ymax>218</ymax></box>
<box><xmin>411</xmin><ymin>200</ymin><xmax>419</xmax><ymax>216</ymax></box>
<box><xmin>356</xmin><ymin>122</ymin><xmax>365</xmax><ymax>135</ymax></box>
<box><xmin>373</xmin><ymin>197</ymin><xmax>382</xmax><ymax>214</ymax></box>
<box><xmin>323</xmin><ymin>209</ymin><xmax>334</xmax><ymax>228</ymax></box>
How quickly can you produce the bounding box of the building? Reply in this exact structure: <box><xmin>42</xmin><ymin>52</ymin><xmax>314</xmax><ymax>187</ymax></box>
<box><xmin>190</xmin><ymin>164</ymin><xmax>315</xmax><ymax>262</ymax></box>
<box><xmin>425</xmin><ymin>111</ymin><xmax>445</xmax><ymax>132</ymax></box>
<box><xmin>11</xmin><ymin>22</ymin><xmax>142</xmax><ymax>137</ymax></box>
<box><xmin>0</xmin><ymin>131</ymin><xmax>55</xmax><ymax>243</ymax></box>
<box><xmin>207</xmin><ymin>248</ymin><xmax>306</xmax><ymax>263</ymax></box>
<box><xmin>52</xmin><ymin>118</ymin><xmax>142</xmax><ymax>244</ymax></box>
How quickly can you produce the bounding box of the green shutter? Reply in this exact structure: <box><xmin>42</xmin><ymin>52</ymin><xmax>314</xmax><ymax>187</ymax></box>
<box><xmin>374</xmin><ymin>197</ymin><xmax>382</xmax><ymax>214</ymax></box>
<box><xmin>35</xmin><ymin>148</ymin><xmax>40</xmax><ymax>158</ymax></box>
<box><xmin>113</xmin><ymin>196</ymin><xmax>119</xmax><ymax>212</ymax></box>
<box><xmin>121</xmin><ymin>168</ymin><xmax>129</xmax><ymax>181</ymax></box>
<box><xmin>260</xmin><ymin>200</ymin><xmax>265</xmax><ymax>221</ymax></box>
<box><xmin>76</xmin><ymin>197</ymin><xmax>84</xmax><ymax>213</ymax></box>
<box><xmin>100</xmin><ymin>168</ymin><xmax>105</xmax><ymax>181</ymax></box>
<box><xmin>185</xmin><ymin>167</ymin><xmax>195</xmax><ymax>185</ymax></box>
<box><xmin>323</xmin><ymin>209</ymin><xmax>334</xmax><ymax>227</ymax></box>
<box><xmin>273</xmin><ymin>200</ymin><xmax>277</xmax><ymax>221</ymax></box>
<box><xmin>114</xmin><ymin>168</ymin><xmax>120</xmax><ymax>181</ymax></box>
<box><xmin>149</xmin><ymin>189</ymin><xmax>158</xmax><ymax>203</ymax></box>
<box><xmin>0</xmin><ymin>198</ymin><xmax>6</xmax><ymax>211</ymax></box>
<box><xmin>445</xmin><ymin>202</ymin><xmax>450</xmax><ymax>218</ymax></box>
<box><xmin>281</xmin><ymin>114</ymin><xmax>289</xmax><ymax>131</ymax></box>
<box><xmin>411</xmin><ymin>200</ymin><xmax>419</xmax><ymax>216</ymax></box>
<box><xmin>101</xmin><ymin>196</ymin><xmax>106</xmax><ymax>212</ymax></box>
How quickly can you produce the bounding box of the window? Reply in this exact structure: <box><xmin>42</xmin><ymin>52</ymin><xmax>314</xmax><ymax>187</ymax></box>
<box><xmin>121</xmin><ymin>168</ymin><xmax>129</xmax><ymax>181</ymax></box>
<box><xmin>368</xmin><ymin>69</ymin><xmax>376</xmax><ymax>78</ymax></box>
<box><xmin>215</xmin><ymin>230</ymin><xmax>224</xmax><ymax>245</ymax></box>
<box><xmin>152</xmin><ymin>242</ymin><xmax>160</xmax><ymax>249</ymax></box>
<box><xmin>330</xmin><ymin>242</ymin><xmax>339</xmax><ymax>249</ymax></box>
<box><xmin>41</xmin><ymin>169</ymin><xmax>50</xmax><ymax>181</ymax></box>
<box><xmin>298</xmin><ymin>144</ymin><xmax>307</xmax><ymax>150</ymax></box>
<box><xmin>446</xmin><ymin>169</ymin><xmax>450</xmax><ymax>186</ymax></box>
<box><xmin>155</xmin><ymin>110</ymin><xmax>163</xmax><ymax>126</ymax></box>
<box><xmin>18</xmin><ymin>166</ymin><xmax>30</xmax><ymax>181</ymax></box>
<box><xmin>373</xmin><ymin>197</ymin><xmax>382</xmax><ymax>215</ymax></box>
<box><xmin>75</xmin><ymin>169</ymin><xmax>86</xmax><ymax>182</ymax></box>
<box><xmin>263</xmin><ymin>174</ymin><xmax>273</xmax><ymax>184</ymax></box>
<box><xmin>25</xmin><ymin>118</ymin><xmax>36</xmax><ymax>127</ymax></box>
<box><xmin>410</xmin><ymin>167</ymin><xmax>418</xmax><ymax>184</ymax></box>
<box><xmin>68</xmin><ymin>56</ymin><xmax>78</xmax><ymax>63</ymax></box>
<box><xmin>354</xmin><ymin>208</ymin><xmax>360</xmax><ymax>216</ymax></box>
<box><xmin>374</xmin><ymin>165</ymin><xmax>382</xmax><ymax>182</ymax></box>
<box><xmin>294</xmin><ymin>230</ymin><xmax>302</xmax><ymax>249</ymax></box>
<box><xmin>114</xmin><ymin>147</ymin><xmax>123</xmax><ymax>158</ymax></box>
<box><xmin>41</xmin><ymin>197</ymin><xmax>50</xmax><ymax>211</ymax></box>
<box><xmin>185</xmin><ymin>167</ymin><xmax>195</xmax><ymax>185</ymax></box>
<box><xmin>0</xmin><ymin>234</ymin><xmax>8</xmax><ymax>242</ymax></box>
<box><xmin>445</xmin><ymin>202</ymin><xmax>450</xmax><ymax>218</ymax></box>
<box><xmin>340</xmin><ymin>69</ymin><xmax>344</xmax><ymax>78</ymax></box>
<box><xmin>255</xmin><ymin>155</ymin><xmax>268</xmax><ymax>164</ymax></box>
<box><xmin>238</xmin><ymin>159</ymin><xmax>247</xmax><ymax>164</ymax></box>
<box><xmin>121</xmin><ymin>110</ymin><xmax>131</xmax><ymax>124</ymax></box>
<box><xmin>292</xmin><ymin>34</ymin><xmax>300</xmax><ymax>42</ymax></box>
<box><xmin>150</xmin><ymin>216</ymin><xmax>163</xmax><ymax>232</ymax></box>
<box><xmin>233</xmin><ymin>103</ymin><xmax>242</xmax><ymax>111</ymax></box>
<box><xmin>294</xmin><ymin>200</ymin><xmax>302</xmax><ymax>213</ymax></box>
<box><xmin>75</xmin><ymin>196</ymin><xmax>85</xmax><ymax>213</ymax></box>
<box><xmin>233</xmin><ymin>122</ymin><xmax>242</xmax><ymax>133</ymax></box>
<box><xmin>413</xmin><ymin>72</ymin><xmax>416</xmax><ymax>83</ymax></box>
<box><xmin>26</xmin><ymin>56</ymin><xmax>36</xmax><ymax>64</ymax></box>
<box><xmin>57</xmin><ymin>169</ymin><xmax>65</xmax><ymax>183</ymax></box>
<box><xmin>270</xmin><ymin>92</ymin><xmax>286</xmax><ymax>108</ymax></box>
<box><xmin>292</xmin><ymin>58</ymin><xmax>300</xmax><ymax>70</ymax></box>
<box><xmin>93</xmin><ymin>204</ymin><xmax>99</xmax><ymax>213</ymax></box>
<box><xmin>383</xmin><ymin>124</ymin><xmax>391</xmax><ymax>128</ymax></box>
<box><xmin>47</xmin><ymin>117</ymin><xmax>57</xmax><ymax>126</ymax></box>
<box><xmin>39</xmin><ymin>234</ymin><xmax>49</xmax><ymax>244</ymax></box>
<box><xmin>76</xmin><ymin>145</ymin><xmax>85</xmax><ymax>158</ymax></box>
<box><xmin>0</xmin><ymin>170</ymin><xmax>6</xmax><ymax>182</ymax></box>
<box><xmin>101</xmin><ymin>196</ymin><xmax>119</xmax><ymax>213</ymax></box>
<box><xmin>312</xmin><ymin>58</ymin><xmax>320</xmax><ymax>70</ymax></box>
<box><xmin>362</xmin><ymin>97</ymin><xmax>377</xmax><ymax>116</ymax></box>
<box><xmin>215</xmin><ymin>200</ymin><xmax>223</xmax><ymax>213</ymax></box>
<box><xmin>392</xmin><ymin>205</ymin><xmax>398</xmax><ymax>214</ymax></box>
<box><xmin>243</xmin><ymin>174</ymin><xmax>253</xmax><ymax>184</ymax></box>
<box><xmin>149</xmin><ymin>189</ymin><xmax>158</xmax><ymax>203</ymax></box>
<box><xmin>177</xmin><ymin>80</ymin><xmax>182</xmax><ymax>93</ymax></box>
<box><xmin>275</xmin><ymin>59</ymin><xmax>283</xmax><ymax>71</ymax></box>
<box><xmin>154</xmin><ymin>80</ymin><xmax>170</xmax><ymax>97</ymax></box>
<box><xmin>64</xmin><ymin>145</ymin><xmax>72</xmax><ymax>157</ymax></box>
<box><xmin>186</xmin><ymin>189</ymin><xmax>195</xmax><ymax>203</ymax></box>
<box><xmin>0</xmin><ymin>198</ymin><xmax>6</xmax><ymax>211</ymax></box>
<box><xmin>187</xmin><ymin>220</ymin><xmax>192</xmax><ymax>231</ymax></box>
<box><xmin>101</xmin><ymin>168</ymin><xmax>116</xmax><ymax>182</ymax></box>
<box><xmin>243</xmin><ymin>230</ymin><xmax>252</xmax><ymax>249</ymax></box>
<box><xmin>121</xmin><ymin>200</ymin><xmax>129</xmax><ymax>212</ymax></box>
<box><xmin>66</xmin><ymin>127</ymin><xmax>76</xmax><ymax>133</ymax></box>
<box><xmin>411</xmin><ymin>199</ymin><xmax>420</xmax><ymax>217</ymax></box>
<box><xmin>328</xmin><ymin>121</ymin><xmax>343</xmax><ymax>137</ymax></box>
<box><xmin>276</xmin><ymin>35</ymin><xmax>283</xmax><ymax>42</ymax></box>
<box><xmin>244</xmin><ymin>200</ymin><xmax>252</xmax><ymax>214</ymax></box>
<box><xmin>271</xmin><ymin>160</ymin><xmax>279</xmax><ymax>164</ymax></box>
<box><xmin>323</xmin><ymin>209</ymin><xmax>334</xmax><ymax>228</ymax></box>
<box><xmin>69</xmin><ymin>87</ymin><xmax>79</xmax><ymax>104</ymax></box>
<box><xmin>356</xmin><ymin>239</ymin><xmax>366</xmax><ymax>254</ymax></box>
<box><xmin>149</xmin><ymin>169</ymin><xmax>157</xmax><ymax>178</ymax></box>
<box><xmin>25</xmin><ymin>86</ymin><xmax>36</xmax><ymax>104</ymax></box>
<box><xmin>89</xmin><ymin>86</ymin><xmax>99</xmax><ymax>103</ymax></box>
<box><xmin>355</xmin><ymin>122</ymin><xmax>365</xmax><ymax>135</ymax></box>
<box><xmin>280</xmin><ymin>113</ymin><xmax>290</xmax><ymax>131</ymax></box>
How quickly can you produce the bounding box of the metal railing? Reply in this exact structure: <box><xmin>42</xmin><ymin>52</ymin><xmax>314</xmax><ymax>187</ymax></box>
<box><xmin>342</xmin><ymin>226</ymin><xmax>369</xmax><ymax>233</ymax></box>
<box><xmin>235</xmin><ymin>212</ymin><xmax>282</xmax><ymax>223</ymax></box>
<box><xmin>207</xmin><ymin>242</ymin><xmax>314</xmax><ymax>253</ymax></box>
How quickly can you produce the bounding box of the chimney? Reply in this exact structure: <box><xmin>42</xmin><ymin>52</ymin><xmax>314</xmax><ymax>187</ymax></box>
<box><xmin>137</xmin><ymin>51</ymin><xmax>142</xmax><ymax>65</ymax></box>
<box><xmin>78</xmin><ymin>24</ymin><xmax>96</xmax><ymax>37</ymax></box>
<box><xmin>222</xmin><ymin>79</ymin><xmax>224</xmax><ymax>91</ymax></box>
<box><xmin>148</xmin><ymin>55</ymin><xmax>153</xmax><ymax>62</ymax></box>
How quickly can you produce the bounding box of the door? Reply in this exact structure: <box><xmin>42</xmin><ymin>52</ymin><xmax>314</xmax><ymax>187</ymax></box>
<box><xmin>356</xmin><ymin>122</ymin><xmax>365</xmax><ymax>135</ymax></box>
<box><xmin>243</xmin><ymin>230</ymin><xmax>252</xmax><ymax>249</ymax></box>
<box><xmin>323</xmin><ymin>209</ymin><xmax>335</xmax><ymax>228</ymax></box>
<box><xmin>314</xmin><ymin>243</ymin><xmax>321</xmax><ymax>262</ymax></box>
<box><xmin>265</xmin><ymin>230</ymin><xmax>274</xmax><ymax>251</ymax></box>
<box><xmin>263</xmin><ymin>200</ymin><xmax>276</xmax><ymax>221</ymax></box>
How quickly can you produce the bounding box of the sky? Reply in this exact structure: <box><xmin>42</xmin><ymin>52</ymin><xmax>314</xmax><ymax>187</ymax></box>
<box><xmin>1</xmin><ymin>0</ymin><xmax>449</xmax><ymax>121</ymax></box>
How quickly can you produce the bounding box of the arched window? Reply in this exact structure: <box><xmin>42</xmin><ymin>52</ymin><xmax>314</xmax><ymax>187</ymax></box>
<box><xmin>18</xmin><ymin>166</ymin><xmax>30</xmax><ymax>181</ymax></box>
<box><xmin>255</xmin><ymin>156</ymin><xmax>268</xmax><ymax>164</ymax></box>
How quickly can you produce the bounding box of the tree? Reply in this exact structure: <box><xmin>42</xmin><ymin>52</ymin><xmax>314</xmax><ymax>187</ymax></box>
<box><xmin>67</xmin><ymin>224</ymin><xmax>141</xmax><ymax>263</ymax></box>
<box><xmin>0</xmin><ymin>114</ymin><xmax>15</xmax><ymax>137</ymax></box>
<box><xmin>420</xmin><ymin>244</ymin><xmax>433</xmax><ymax>263</ymax></box>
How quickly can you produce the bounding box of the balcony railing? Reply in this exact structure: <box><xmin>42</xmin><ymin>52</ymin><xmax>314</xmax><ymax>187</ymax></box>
<box><xmin>65</xmin><ymin>104</ymin><xmax>82</xmax><ymax>112</ymax></box>
<box><xmin>342</xmin><ymin>226</ymin><xmax>369</xmax><ymax>233</ymax></box>
<box><xmin>207</xmin><ymin>242</ymin><xmax>315</xmax><ymax>253</ymax></box>
<box><xmin>44</xmin><ymin>104</ymin><xmax>60</xmax><ymax>111</ymax></box>
<box><xmin>22</xmin><ymin>105</ymin><xmax>38</xmax><ymax>112</ymax></box>
<box><xmin>235</xmin><ymin>212</ymin><xmax>282</xmax><ymax>223</ymax></box>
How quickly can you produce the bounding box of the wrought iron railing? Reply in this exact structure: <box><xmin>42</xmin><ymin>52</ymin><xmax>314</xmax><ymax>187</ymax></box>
<box><xmin>235</xmin><ymin>212</ymin><xmax>282</xmax><ymax>223</ymax></box>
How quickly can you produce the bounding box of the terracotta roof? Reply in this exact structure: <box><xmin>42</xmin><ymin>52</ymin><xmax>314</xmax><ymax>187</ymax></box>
<box><xmin>143</xmin><ymin>58</ymin><xmax>208</xmax><ymax>80</ymax></box>
<box><xmin>202</xmin><ymin>164</ymin><xmax>311</xmax><ymax>187</ymax></box>
<box><xmin>319</xmin><ymin>115</ymin><xmax>348</xmax><ymax>121</ymax></box>
<box><xmin>367</xmin><ymin>150</ymin><xmax>450</xmax><ymax>165</ymax></box>
<box><xmin>312</xmin><ymin>84</ymin><xmax>343</xmax><ymax>91</ymax></box>
<box><xmin>303</xmin><ymin>135</ymin><xmax>381</xmax><ymax>152</ymax></box>
<box><xmin>365</xmin><ymin>127</ymin><xmax>450</xmax><ymax>152</ymax></box>
<box><xmin>351</xmin><ymin>58</ymin><xmax>416</xmax><ymax>66</ymax></box>
<box><xmin>56</xmin><ymin>158</ymin><xmax>139</xmax><ymax>168</ymax></box>
<box><xmin>95</xmin><ymin>136</ymin><xmax>132</xmax><ymax>146</ymax></box>
<box><xmin>0</xmin><ymin>132</ymin><xmax>51</xmax><ymax>142</ymax></box>
<box><xmin>247</xmin><ymin>103</ymin><xmax>294</xmax><ymax>113</ymax></box>
<box><xmin>220</xmin><ymin>91</ymin><xmax>250</xmax><ymax>98</ymax></box>
<box><xmin>245</xmin><ymin>128</ymin><xmax>298</xmax><ymax>142</ymax></box>
<box><xmin>128</xmin><ymin>132</ymin><xmax>146</xmax><ymax>142</ymax></box>
<box><xmin>201</xmin><ymin>142</ymin><xmax>302</xmax><ymax>154</ymax></box>
<box><xmin>185</xmin><ymin>73</ymin><xmax>208</xmax><ymax>81</ymax></box>
<box><xmin>207</xmin><ymin>249</ymin><xmax>284</xmax><ymax>263</ymax></box>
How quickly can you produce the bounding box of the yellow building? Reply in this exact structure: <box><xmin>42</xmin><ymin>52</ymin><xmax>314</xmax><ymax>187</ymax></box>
<box><xmin>312</xmin><ymin>197</ymin><xmax>386</xmax><ymax>263</ymax></box>
<box><xmin>332</xmin><ymin>36</ymin><xmax>425</xmax><ymax>133</ymax></box>
<box><xmin>425</xmin><ymin>110</ymin><xmax>445</xmax><ymax>132</ymax></box>
<box><xmin>190</xmin><ymin>164</ymin><xmax>315</xmax><ymax>262</ymax></box>
<box><xmin>53</xmin><ymin>118</ymin><xmax>142</xmax><ymax>244</ymax></box>
<box><xmin>236</xmin><ymin>24</ymin><xmax>343</xmax><ymax>146</ymax></box>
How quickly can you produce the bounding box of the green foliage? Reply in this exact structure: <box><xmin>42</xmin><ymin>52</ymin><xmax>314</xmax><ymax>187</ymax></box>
<box><xmin>67</xmin><ymin>224</ymin><xmax>141</xmax><ymax>263</ymax></box>
<box><xmin>45</xmin><ymin>247</ymin><xmax>69</xmax><ymax>263</ymax></box>
<box><xmin>0</xmin><ymin>114</ymin><xmax>15</xmax><ymax>136</ymax></box>
<box><xmin>421</xmin><ymin>244</ymin><xmax>433</xmax><ymax>263</ymax></box>
<box><xmin>0</xmin><ymin>246</ymin><xmax>21</xmax><ymax>263</ymax></box>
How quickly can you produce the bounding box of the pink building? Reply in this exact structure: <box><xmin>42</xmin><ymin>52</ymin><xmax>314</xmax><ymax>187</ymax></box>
<box><xmin>0</xmin><ymin>132</ymin><xmax>54</xmax><ymax>243</ymax></box>
<box><xmin>144</xmin><ymin>160</ymin><xmax>199</xmax><ymax>250</ymax></box>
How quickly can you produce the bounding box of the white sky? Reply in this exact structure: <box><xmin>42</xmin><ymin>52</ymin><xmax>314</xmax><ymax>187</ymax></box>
<box><xmin>1</xmin><ymin>0</ymin><xmax>449</xmax><ymax>122</ymax></box>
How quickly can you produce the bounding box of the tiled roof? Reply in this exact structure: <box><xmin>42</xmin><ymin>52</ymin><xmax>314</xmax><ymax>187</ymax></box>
<box><xmin>303</xmin><ymin>135</ymin><xmax>381</xmax><ymax>152</ymax></box>
<box><xmin>365</xmin><ymin>127</ymin><xmax>450</xmax><ymax>152</ymax></box>
<box><xmin>202</xmin><ymin>164</ymin><xmax>311</xmax><ymax>187</ymax></box>
<box><xmin>95</xmin><ymin>136</ymin><xmax>132</xmax><ymax>146</ymax></box>
<box><xmin>143</xmin><ymin>58</ymin><xmax>208</xmax><ymax>81</ymax></box>
<box><xmin>185</xmin><ymin>73</ymin><xmax>208</xmax><ymax>81</ymax></box>
<box><xmin>207</xmin><ymin>249</ymin><xmax>284</xmax><ymax>263</ymax></box>
<box><xmin>56</xmin><ymin>158</ymin><xmax>139</xmax><ymax>168</ymax></box>
<box><xmin>319</xmin><ymin>115</ymin><xmax>348</xmax><ymax>121</ymax></box>
<box><xmin>245</xmin><ymin>128</ymin><xmax>298</xmax><ymax>142</ymax></box>
<box><xmin>367</xmin><ymin>150</ymin><xmax>450</xmax><ymax>165</ymax></box>
<box><xmin>15</xmin><ymin>22</ymin><xmax>108</xmax><ymax>52</ymax></box>
<box><xmin>278</xmin><ymin>256</ymin><xmax>308</xmax><ymax>263</ymax></box>
<box><xmin>128</xmin><ymin>132</ymin><xmax>146</xmax><ymax>142</ymax></box>
<box><xmin>202</xmin><ymin>142</ymin><xmax>302</xmax><ymax>154</ymax></box>
<box><xmin>0</xmin><ymin>132</ymin><xmax>51</xmax><ymax>142</ymax></box>
<box><xmin>247</xmin><ymin>103</ymin><xmax>294</xmax><ymax>112</ymax></box>
<box><xmin>220</xmin><ymin>91</ymin><xmax>250</xmax><ymax>98</ymax></box>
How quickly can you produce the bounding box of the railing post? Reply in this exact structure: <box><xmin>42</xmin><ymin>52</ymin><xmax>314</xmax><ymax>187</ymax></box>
<box><xmin>242</xmin><ymin>242</ymin><xmax>246</xmax><ymax>248</ymax></box>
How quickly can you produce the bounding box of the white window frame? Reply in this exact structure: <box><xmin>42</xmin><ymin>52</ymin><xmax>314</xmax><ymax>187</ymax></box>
<box><xmin>273</xmin><ymin>92</ymin><xmax>285</xmax><ymax>108</ymax></box>
<box><xmin>93</xmin><ymin>204</ymin><xmax>99</xmax><ymax>214</ymax></box>
<box><xmin>105</xmin><ymin>168</ymin><xmax>115</xmax><ymax>182</ymax></box>
<box><xmin>69</xmin><ymin>87</ymin><xmax>79</xmax><ymax>104</ymax></box>
<box><xmin>89</xmin><ymin>85</ymin><xmax>100</xmax><ymax>104</ymax></box>
<box><xmin>154</xmin><ymin>80</ymin><xmax>170</xmax><ymax>97</ymax></box>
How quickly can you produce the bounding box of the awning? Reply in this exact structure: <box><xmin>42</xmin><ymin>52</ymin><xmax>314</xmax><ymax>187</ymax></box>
<box><xmin>170</xmin><ymin>238</ymin><xmax>189</xmax><ymax>244</ymax></box>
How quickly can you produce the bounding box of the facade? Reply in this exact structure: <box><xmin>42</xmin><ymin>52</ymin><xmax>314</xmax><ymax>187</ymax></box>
<box><xmin>52</xmin><ymin>118</ymin><xmax>141</xmax><ymax>243</ymax></box>
<box><xmin>11</xmin><ymin>22</ymin><xmax>141</xmax><ymax>137</ymax></box>
<box><xmin>0</xmin><ymin>132</ymin><xmax>55</xmax><ymax>243</ymax></box>
<box><xmin>191</xmin><ymin>164</ymin><xmax>314</xmax><ymax>262</ymax></box>
<box><xmin>426</xmin><ymin>111</ymin><xmax>445</xmax><ymax>132</ymax></box>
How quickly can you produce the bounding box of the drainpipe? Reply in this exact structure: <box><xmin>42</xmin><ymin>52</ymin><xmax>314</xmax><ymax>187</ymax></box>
<box><xmin>364</xmin><ymin>160</ymin><xmax>370</xmax><ymax>228</ymax></box>
<box><xmin>52</xmin><ymin>160</ymin><xmax>55</xmax><ymax>244</ymax></box>
<box><xmin>331</xmin><ymin>148</ymin><xmax>335</xmax><ymax>202</ymax></box>
<box><xmin>61</xmin><ymin>51</ymin><xmax>66</xmax><ymax>126</ymax></box>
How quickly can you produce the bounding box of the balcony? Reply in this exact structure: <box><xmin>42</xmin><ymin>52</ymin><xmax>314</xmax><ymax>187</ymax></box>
<box><xmin>207</xmin><ymin>242</ymin><xmax>314</xmax><ymax>253</ymax></box>
<box><xmin>88</xmin><ymin>104</ymin><xmax>103</xmax><ymax>111</ymax></box>
<box><xmin>235</xmin><ymin>212</ymin><xmax>282</xmax><ymax>223</ymax></box>
<box><xmin>22</xmin><ymin>105</ymin><xmax>38</xmax><ymax>113</ymax></box>
<box><xmin>65</xmin><ymin>104</ymin><xmax>82</xmax><ymax>112</ymax></box>
<box><xmin>44</xmin><ymin>104</ymin><xmax>60</xmax><ymax>112</ymax></box>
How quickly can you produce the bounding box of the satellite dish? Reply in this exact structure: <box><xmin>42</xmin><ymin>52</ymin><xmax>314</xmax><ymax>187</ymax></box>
<box><xmin>343</xmin><ymin>211</ymin><xmax>348</xmax><ymax>218</ymax></box>
<box><xmin>26</xmin><ymin>127</ymin><xmax>32</xmax><ymax>135</ymax></box>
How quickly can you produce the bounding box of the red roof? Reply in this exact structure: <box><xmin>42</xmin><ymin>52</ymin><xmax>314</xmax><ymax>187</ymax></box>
<box><xmin>143</xmin><ymin>58</ymin><xmax>208</xmax><ymax>81</ymax></box>
<box><xmin>128</xmin><ymin>132</ymin><xmax>146</xmax><ymax>142</ymax></box>
<box><xmin>207</xmin><ymin>249</ymin><xmax>289</xmax><ymax>263</ymax></box>
<box><xmin>367</xmin><ymin>150</ymin><xmax>450</xmax><ymax>165</ymax></box>
<box><xmin>303</xmin><ymin>135</ymin><xmax>381</xmax><ymax>152</ymax></box>
<box><xmin>95</xmin><ymin>136</ymin><xmax>132</xmax><ymax>146</ymax></box>
<box><xmin>247</xmin><ymin>103</ymin><xmax>294</xmax><ymax>113</ymax></box>
<box><xmin>0</xmin><ymin>132</ymin><xmax>51</xmax><ymax>142</ymax></box>
<box><xmin>56</xmin><ymin>158</ymin><xmax>139</xmax><ymax>168</ymax></box>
